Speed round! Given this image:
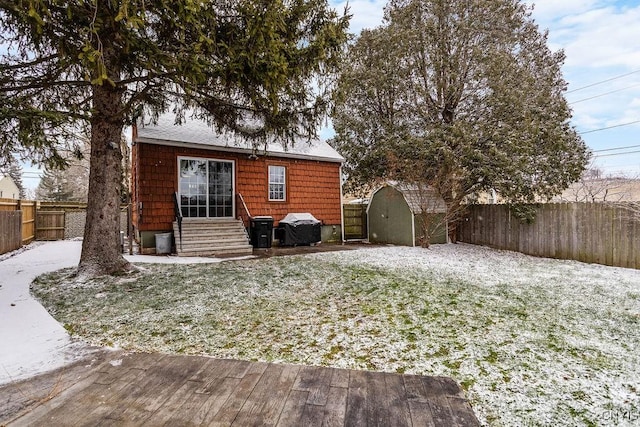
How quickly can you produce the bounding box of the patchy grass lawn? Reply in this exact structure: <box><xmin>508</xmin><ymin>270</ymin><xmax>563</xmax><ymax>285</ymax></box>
<box><xmin>32</xmin><ymin>244</ymin><xmax>640</xmax><ymax>426</ymax></box>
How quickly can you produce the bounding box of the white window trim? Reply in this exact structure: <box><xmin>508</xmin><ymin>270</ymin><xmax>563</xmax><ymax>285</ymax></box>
<box><xmin>177</xmin><ymin>156</ymin><xmax>236</xmax><ymax>218</ymax></box>
<box><xmin>268</xmin><ymin>165</ymin><xmax>286</xmax><ymax>202</ymax></box>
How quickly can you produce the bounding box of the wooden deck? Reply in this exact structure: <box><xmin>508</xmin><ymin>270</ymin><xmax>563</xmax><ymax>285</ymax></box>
<box><xmin>3</xmin><ymin>352</ymin><xmax>479</xmax><ymax>426</ymax></box>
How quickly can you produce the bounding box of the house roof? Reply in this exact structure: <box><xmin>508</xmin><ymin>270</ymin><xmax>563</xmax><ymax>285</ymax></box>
<box><xmin>134</xmin><ymin>113</ymin><xmax>344</xmax><ymax>163</ymax></box>
<box><xmin>0</xmin><ymin>175</ymin><xmax>20</xmax><ymax>199</ymax></box>
<box><xmin>371</xmin><ymin>182</ymin><xmax>447</xmax><ymax>214</ymax></box>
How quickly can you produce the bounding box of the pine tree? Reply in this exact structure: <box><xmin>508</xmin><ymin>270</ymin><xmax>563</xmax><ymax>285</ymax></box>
<box><xmin>36</xmin><ymin>166</ymin><xmax>75</xmax><ymax>201</ymax></box>
<box><xmin>1</xmin><ymin>1</ymin><xmax>349</xmax><ymax>276</ymax></box>
<box><xmin>332</xmin><ymin>0</ymin><xmax>588</xmax><ymax>243</ymax></box>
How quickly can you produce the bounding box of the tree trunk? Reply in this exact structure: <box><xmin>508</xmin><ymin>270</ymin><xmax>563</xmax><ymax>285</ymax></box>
<box><xmin>418</xmin><ymin>212</ymin><xmax>432</xmax><ymax>248</ymax></box>
<box><xmin>78</xmin><ymin>83</ymin><xmax>130</xmax><ymax>276</ymax></box>
<box><xmin>441</xmin><ymin>192</ymin><xmax>459</xmax><ymax>244</ymax></box>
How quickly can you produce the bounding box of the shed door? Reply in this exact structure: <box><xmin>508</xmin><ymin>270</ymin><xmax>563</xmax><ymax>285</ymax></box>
<box><xmin>179</xmin><ymin>158</ymin><xmax>234</xmax><ymax>218</ymax></box>
<box><xmin>368</xmin><ymin>186</ymin><xmax>413</xmax><ymax>246</ymax></box>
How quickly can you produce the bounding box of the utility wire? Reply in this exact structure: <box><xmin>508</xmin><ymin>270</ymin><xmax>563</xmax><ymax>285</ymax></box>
<box><xmin>569</xmin><ymin>83</ymin><xmax>640</xmax><ymax>104</ymax></box>
<box><xmin>579</xmin><ymin>120</ymin><xmax>640</xmax><ymax>135</ymax></box>
<box><xmin>593</xmin><ymin>144</ymin><xmax>640</xmax><ymax>153</ymax></box>
<box><xmin>567</xmin><ymin>69</ymin><xmax>640</xmax><ymax>94</ymax></box>
<box><xmin>592</xmin><ymin>149</ymin><xmax>640</xmax><ymax>158</ymax></box>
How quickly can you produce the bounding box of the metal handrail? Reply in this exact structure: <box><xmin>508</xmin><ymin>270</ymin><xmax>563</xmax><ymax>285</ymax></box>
<box><xmin>236</xmin><ymin>192</ymin><xmax>252</xmax><ymax>228</ymax></box>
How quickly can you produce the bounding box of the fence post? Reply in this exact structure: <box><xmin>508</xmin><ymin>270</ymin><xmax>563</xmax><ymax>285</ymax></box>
<box><xmin>17</xmin><ymin>199</ymin><xmax>23</xmax><ymax>247</ymax></box>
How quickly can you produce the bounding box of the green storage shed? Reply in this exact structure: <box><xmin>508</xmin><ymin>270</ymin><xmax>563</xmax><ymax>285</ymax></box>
<box><xmin>367</xmin><ymin>183</ymin><xmax>448</xmax><ymax>246</ymax></box>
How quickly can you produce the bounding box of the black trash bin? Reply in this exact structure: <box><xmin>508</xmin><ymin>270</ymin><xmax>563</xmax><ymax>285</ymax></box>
<box><xmin>250</xmin><ymin>216</ymin><xmax>274</xmax><ymax>248</ymax></box>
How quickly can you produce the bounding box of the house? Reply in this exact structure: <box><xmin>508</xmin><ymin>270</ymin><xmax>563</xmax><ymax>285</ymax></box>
<box><xmin>368</xmin><ymin>183</ymin><xmax>447</xmax><ymax>246</ymax></box>
<box><xmin>131</xmin><ymin>113</ymin><xmax>344</xmax><ymax>255</ymax></box>
<box><xmin>0</xmin><ymin>175</ymin><xmax>20</xmax><ymax>200</ymax></box>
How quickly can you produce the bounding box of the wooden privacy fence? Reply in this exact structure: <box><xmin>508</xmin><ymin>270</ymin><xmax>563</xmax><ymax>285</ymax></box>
<box><xmin>0</xmin><ymin>211</ymin><xmax>22</xmax><ymax>254</ymax></box>
<box><xmin>459</xmin><ymin>203</ymin><xmax>640</xmax><ymax>269</ymax></box>
<box><xmin>0</xmin><ymin>199</ymin><xmax>131</xmax><ymax>255</ymax></box>
<box><xmin>0</xmin><ymin>198</ymin><xmax>36</xmax><ymax>246</ymax></box>
<box><xmin>343</xmin><ymin>204</ymin><xmax>367</xmax><ymax>240</ymax></box>
<box><xmin>36</xmin><ymin>210</ymin><xmax>65</xmax><ymax>240</ymax></box>
<box><xmin>19</xmin><ymin>200</ymin><xmax>36</xmax><ymax>244</ymax></box>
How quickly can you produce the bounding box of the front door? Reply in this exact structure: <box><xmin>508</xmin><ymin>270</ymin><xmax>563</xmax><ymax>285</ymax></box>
<box><xmin>178</xmin><ymin>157</ymin><xmax>234</xmax><ymax>218</ymax></box>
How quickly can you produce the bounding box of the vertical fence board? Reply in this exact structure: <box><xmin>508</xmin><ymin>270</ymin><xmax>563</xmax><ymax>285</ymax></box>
<box><xmin>36</xmin><ymin>211</ymin><xmax>65</xmax><ymax>240</ymax></box>
<box><xmin>578</xmin><ymin>204</ymin><xmax>588</xmax><ymax>263</ymax></box>
<box><xmin>635</xmin><ymin>214</ymin><xmax>640</xmax><ymax>269</ymax></box>
<box><xmin>460</xmin><ymin>202</ymin><xmax>639</xmax><ymax>270</ymax></box>
<box><xmin>0</xmin><ymin>211</ymin><xmax>22</xmax><ymax>254</ymax></box>
<box><xmin>625</xmin><ymin>213</ymin><xmax>635</xmax><ymax>269</ymax></box>
<box><xmin>603</xmin><ymin>205</ymin><xmax>613</xmax><ymax>266</ymax></box>
<box><xmin>500</xmin><ymin>206</ymin><xmax>508</xmax><ymax>249</ymax></box>
<box><xmin>20</xmin><ymin>200</ymin><xmax>36</xmax><ymax>244</ymax></box>
<box><xmin>0</xmin><ymin>198</ymin><xmax>37</xmax><ymax>248</ymax></box>
<box><xmin>343</xmin><ymin>204</ymin><xmax>368</xmax><ymax>240</ymax></box>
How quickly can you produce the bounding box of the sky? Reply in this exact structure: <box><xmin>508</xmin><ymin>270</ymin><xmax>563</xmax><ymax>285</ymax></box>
<box><xmin>18</xmin><ymin>0</ymin><xmax>640</xmax><ymax>192</ymax></box>
<box><xmin>324</xmin><ymin>0</ymin><xmax>640</xmax><ymax>177</ymax></box>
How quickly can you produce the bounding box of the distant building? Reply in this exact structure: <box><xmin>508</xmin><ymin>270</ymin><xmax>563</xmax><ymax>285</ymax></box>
<box><xmin>0</xmin><ymin>175</ymin><xmax>20</xmax><ymax>199</ymax></box>
<box><xmin>552</xmin><ymin>178</ymin><xmax>640</xmax><ymax>202</ymax></box>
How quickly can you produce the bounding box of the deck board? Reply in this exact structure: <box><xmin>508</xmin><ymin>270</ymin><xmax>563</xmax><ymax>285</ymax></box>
<box><xmin>384</xmin><ymin>373</ymin><xmax>413</xmax><ymax>427</ymax></box>
<box><xmin>3</xmin><ymin>352</ymin><xmax>479</xmax><ymax>426</ymax></box>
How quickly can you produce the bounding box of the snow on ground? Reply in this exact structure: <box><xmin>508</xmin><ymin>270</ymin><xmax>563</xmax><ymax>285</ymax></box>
<box><xmin>23</xmin><ymin>243</ymin><xmax>640</xmax><ymax>425</ymax></box>
<box><xmin>123</xmin><ymin>253</ymin><xmax>255</xmax><ymax>264</ymax></box>
<box><xmin>310</xmin><ymin>245</ymin><xmax>640</xmax><ymax>425</ymax></box>
<box><xmin>0</xmin><ymin>241</ymin><xmax>95</xmax><ymax>385</ymax></box>
<box><xmin>0</xmin><ymin>241</ymin><xmax>249</xmax><ymax>386</ymax></box>
<box><xmin>0</xmin><ymin>241</ymin><xmax>44</xmax><ymax>263</ymax></box>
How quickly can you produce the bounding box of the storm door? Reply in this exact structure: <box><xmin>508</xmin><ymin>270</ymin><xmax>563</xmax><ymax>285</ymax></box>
<box><xmin>178</xmin><ymin>157</ymin><xmax>234</xmax><ymax>218</ymax></box>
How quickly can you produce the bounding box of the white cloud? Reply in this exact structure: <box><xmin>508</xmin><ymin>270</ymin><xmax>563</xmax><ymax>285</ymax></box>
<box><xmin>554</xmin><ymin>6</ymin><xmax>640</xmax><ymax>68</ymax></box>
<box><xmin>327</xmin><ymin>0</ymin><xmax>640</xmax><ymax>176</ymax></box>
<box><xmin>331</xmin><ymin>0</ymin><xmax>386</xmax><ymax>34</ymax></box>
<box><xmin>526</xmin><ymin>0</ymin><xmax>600</xmax><ymax>22</ymax></box>
<box><xmin>526</xmin><ymin>1</ymin><xmax>640</xmax><ymax>177</ymax></box>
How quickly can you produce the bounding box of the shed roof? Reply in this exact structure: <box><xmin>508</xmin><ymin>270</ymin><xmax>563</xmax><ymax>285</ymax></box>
<box><xmin>134</xmin><ymin>113</ymin><xmax>344</xmax><ymax>163</ymax></box>
<box><xmin>373</xmin><ymin>182</ymin><xmax>447</xmax><ymax>214</ymax></box>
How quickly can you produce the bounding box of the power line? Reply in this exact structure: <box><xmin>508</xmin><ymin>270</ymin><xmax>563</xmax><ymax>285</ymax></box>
<box><xmin>596</xmin><ymin>164</ymin><xmax>640</xmax><ymax>169</ymax></box>
<box><xmin>592</xmin><ymin>149</ymin><xmax>640</xmax><ymax>158</ymax></box>
<box><xmin>593</xmin><ymin>144</ymin><xmax>640</xmax><ymax>153</ymax></box>
<box><xmin>569</xmin><ymin>83</ymin><xmax>640</xmax><ymax>104</ymax></box>
<box><xmin>579</xmin><ymin>120</ymin><xmax>640</xmax><ymax>135</ymax></box>
<box><xmin>566</xmin><ymin>69</ymin><xmax>640</xmax><ymax>94</ymax></box>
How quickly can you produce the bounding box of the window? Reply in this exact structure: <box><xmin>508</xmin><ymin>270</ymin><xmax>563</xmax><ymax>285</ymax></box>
<box><xmin>178</xmin><ymin>157</ymin><xmax>234</xmax><ymax>218</ymax></box>
<box><xmin>268</xmin><ymin>165</ymin><xmax>286</xmax><ymax>201</ymax></box>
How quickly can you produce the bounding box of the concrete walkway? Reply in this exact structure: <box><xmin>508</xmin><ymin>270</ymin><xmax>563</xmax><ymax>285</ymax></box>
<box><xmin>0</xmin><ymin>241</ymin><xmax>96</xmax><ymax>386</ymax></box>
<box><xmin>0</xmin><ymin>239</ymin><xmax>266</xmax><ymax>386</ymax></box>
<box><xmin>0</xmin><ymin>241</ymin><xmax>249</xmax><ymax>386</ymax></box>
